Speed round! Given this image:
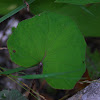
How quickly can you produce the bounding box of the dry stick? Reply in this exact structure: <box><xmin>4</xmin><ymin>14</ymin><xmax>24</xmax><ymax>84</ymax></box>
<box><xmin>79</xmin><ymin>80</ymin><xmax>100</xmax><ymax>84</ymax></box>
<box><xmin>0</xmin><ymin>69</ymin><xmax>38</xmax><ymax>99</ymax></box>
<box><xmin>22</xmin><ymin>82</ymin><xmax>46</xmax><ymax>100</ymax></box>
<box><xmin>7</xmin><ymin>76</ymin><xmax>38</xmax><ymax>99</ymax></box>
<box><xmin>28</xmin><ymin>79</ymin><xmax>41</xmax><ymax>100</ymax></box>
<box><xmin>8</xmin><ymin>69</ymin><xmax>46</xmax><ymax>99</ymax></box>
<box><xmin>9</xmin><ymin>72</ymin><xmax>45</xmax><ymax>99</ymax></box>
<box><xmin>0</xmin><ymin>47</ymin><xmax>8</xmax><ymax>50</ymax></box>
<box><xmin>24</xmin><ymin>0</ymin><xmax>30</xmax><ymax>12</ymax></box>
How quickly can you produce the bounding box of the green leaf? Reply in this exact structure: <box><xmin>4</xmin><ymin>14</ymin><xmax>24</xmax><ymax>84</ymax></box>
<box><xmin>7</xmin><ymin>12</ymin><xmax>86</xmax><ymax>89</ymax></box>
<box><xmin>57</xmin><ymin>4</ymin><xmax>100</xmax><ymax>37</ymax></box>
<box><xmin>0</xmin><ymin>90</ymin><xmax>28</xmax><ymax>100</ymax></box>
<box><xmin>30</xmin><ymin>1</ymin><xmax>100</xmax><ymax>37</ymax></box>
<box><xmin>55</xmin><ymin>0</ymin><xmax>100</xmax><ymax>5</ymax></box>
<box><xmin>86</xmin><ymin>47</ymin><xmax>100</xmax><ymax>79</ymax></box>
<box><xmin>0</xmin><ymin>0</ymin><xmax>35</xmax><ymax>23</ymax></box>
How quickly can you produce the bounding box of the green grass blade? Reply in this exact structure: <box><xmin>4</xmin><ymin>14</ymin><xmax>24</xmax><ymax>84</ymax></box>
<box><xmin>0</xmin><ymin>0</ymin><xmax>35</xmax><ymax>23</ymax></box>
<box><xmin>0</xmin><ymin>66</ymin><xmax>32</xmax><ymax>75</ymax></box>
<box><xmin>19</xmin><ymin>70</ymin><xmax>82</xmax><ymax>79</ymax></box>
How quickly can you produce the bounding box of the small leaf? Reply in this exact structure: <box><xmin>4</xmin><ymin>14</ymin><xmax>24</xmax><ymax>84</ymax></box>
<box><xmin>7</xmin><ymin>12</ymin><xmax>86</xmax><ymax>89</ymax></box>
<box><xmin>0</xmin><ymin>90</ymin><xmax>28</xmax><ymax>100</ymax></box>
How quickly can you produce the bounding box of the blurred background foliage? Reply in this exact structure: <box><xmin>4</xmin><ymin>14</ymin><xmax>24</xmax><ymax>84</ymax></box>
<box><xmin>0</xmin><ymin>0</ymin><xmax>23</xmax><ymax>15</ymax></box>
<box><xmin>1</xmin><ymin>0</ymin><xmax>100</xmax><ymax>36</ymax></box>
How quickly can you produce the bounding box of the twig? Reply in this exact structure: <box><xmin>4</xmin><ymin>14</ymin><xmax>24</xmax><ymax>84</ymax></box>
<box><xmin>24</xmin><ymin>0</ymin><xmax>30</xmax><ymax>12</ymax></box>
<box><xmin>22</xmin><ymin>82</ymin><xmax>46</xmax><ymax>100</ymax></box>
<box><xmin>0</xmin><ymin>47</ymin><xmax>8</xmax><ymax>50</ymax></box>
<box><xmin>79</xmin><ymin>80</ymin><xmax>100</xmax><ymax>84</ymax></box>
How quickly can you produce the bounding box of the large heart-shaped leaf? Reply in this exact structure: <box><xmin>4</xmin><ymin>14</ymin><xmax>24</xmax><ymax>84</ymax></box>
<box><xmin>7</xmin><ymin>12</ymin><xmax>86</xmax><ymax>89</ymax></box>
<box><xmin>55</xmin><ymin>0</ymin><xmax>100</xmax><ymax>5</ymax></box>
